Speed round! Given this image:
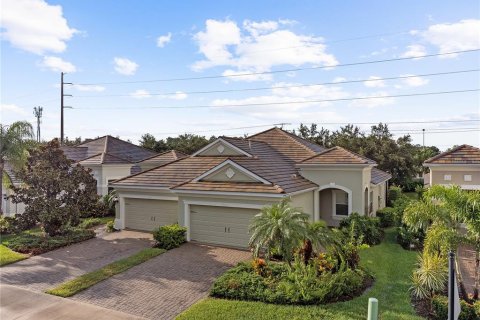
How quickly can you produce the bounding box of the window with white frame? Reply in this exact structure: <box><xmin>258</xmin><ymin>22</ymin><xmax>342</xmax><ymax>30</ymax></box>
<box><xmin>444</xmin><ymin>174</ymin><xmax>452</xmax><ymax>181</ymax></box>
<box><xmin>464</xmin><ymin>174</ymin><xmax>472</xmax><ymax>182</ymax></box>
<box><xmin>334</xmin><ymin>189</ymin><xmax>349</xmax><ymax>216</ymax></box>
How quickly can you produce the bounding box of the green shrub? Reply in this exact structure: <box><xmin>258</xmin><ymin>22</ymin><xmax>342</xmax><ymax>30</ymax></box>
<box><xmin>376</xmin><ymin>207</ymin><xmax>396</xmax><ymax>228</ymax></box>
<box><xmin>397</xmin><ymin>225</ymin><xmax>425</xmax><ymax>250</ymax></box>
<box><xmin>0</xmin><ymin>216</ymin><xmax>16</xmax><ymax>234</ymax></box>
<box><xmin>402</xmin><ymin>179</ymin><xmax>424</xmax><ymax>192</ymax></box>
<box><xmin>388</xmin><ymin>186</ymin><xmax>403</xmax><ymax>206</ymax></box>
<box><xmin>153</xmin><ymin>224</ymin><xmax>186</xmax><ymax>250</ymax></box>
<box><xmin>105</xmin><ymin>220</ymin><xmax>116</xmax><ymax>233</ymax></box>
<box><xmin>5</xmin><ymin>228</ymin><xmax>95</xmax><ymax>255</ymax></box>
<box><xmin>431</xmin><ymin>295</ymin><xmax>479</xmax><ymax>320</ymax></box>
<box><xmin>79</xmin><ymin>218</ymin><xmax>102</xmax><ymax>229</ymax></box>
<box><xmin>339</xmin><ymin>213</ymin><xmax>383</xmax><ymax>246</ymax></box>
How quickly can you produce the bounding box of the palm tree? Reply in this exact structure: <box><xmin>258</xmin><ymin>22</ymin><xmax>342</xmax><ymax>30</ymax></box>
<box><xmin>461</xmin><ymin>190</ymin><xmax>480</xmax><ymax>299</ymax></box>
<box><xmin>0</xmin><ymin>121</ymin><xmax>34</xmax><ymax>213</ymax></box>
<box><xmin>403</xmin><ymin>185</ymin><xmax>470</xmax><ymax>299</ymax></box>
<box><xmin>249</xmin><ymin>198</ymin><xmax>309</xmax><ymax>263</ymax></box>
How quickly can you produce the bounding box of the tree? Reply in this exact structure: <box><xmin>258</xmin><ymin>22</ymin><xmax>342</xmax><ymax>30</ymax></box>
<box><xmin>139</xmin><ymin>133</ymin><xmax>216</xmax><ymax>154</ymax></box>
<box><xmin>0</xmin><ymin>121</ymin><xmax>34</xmax><ymax>214</ymax></box>
<box><xmin>249</xmin><ymin>198</ymin><xmax>309</xmax><ymax>264</ymax></box>
<box><xmin>139</xmin><ymin>133</ymin><xmax>168</xmax><ymax>153</ymax></box>
<box><xmin>10</xmin><ymin>139</ymin><xmax>104</xmax><ymax>236</ymax></box>
<box><xmin>461</xmin><ymin>190</ymin><xmax>480</xmax><ymax>299</ymax></box>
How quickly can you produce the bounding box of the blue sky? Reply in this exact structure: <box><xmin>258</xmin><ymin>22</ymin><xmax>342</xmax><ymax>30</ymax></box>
<box><xmin>1</xmin><ymin>0</ymin><xmax>479</xmax><ymax>150</ymax></box>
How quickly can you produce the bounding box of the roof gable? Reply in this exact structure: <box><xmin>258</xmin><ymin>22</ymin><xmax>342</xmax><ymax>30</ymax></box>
<box><xmin>300</xmin><ymin>146</ymin><xmax>376</xmax><ymax>165</ymax></box>
<box><xmin>193</xmin><ymin>160</ymin><xmax>271</xmax><ymax>184</ymax></box>
<box><xmin>424</xmin><ymin>144</ymin><xmax>480</xmax><ymax>165</ymax></box>
<box><xmin>138</xmin><ymin>150</ymin><xmax>188</xmax><ymax>165</ymax></box>
<box><xmin>192</xmin><ymin>138</ymin><xmax>252</xmax><ymax>157</ymax></box>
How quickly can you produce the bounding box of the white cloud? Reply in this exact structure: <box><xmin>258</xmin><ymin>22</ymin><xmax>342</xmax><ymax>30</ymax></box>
<box><xmin>401</xmin><ymin>74</ymin><xmax>429</xmax><ymax>87</ymax></box>
<box><xmin>332</xmin><ymin>77</ymin><xmax>346</xmax><ymax>83</ymax></box>
<box><xmin>170</xmin><ymin>91</ymin><xmax>187</xmax><ymax>100</ymax></box>
<box><xmin>0</xmin><ymin>103</ymin><xmax>27</xmax><ymax>115</ymax></box>
<box><xmin>41</xmin><ymin>56</ymin><xmax>76</xmax><ymax>72</ymax></box>
<box><xmin>113</xmin><ymin>57</ymin><xmax>138</xmax><ymax>75</ymax></box>
<box><xmin>130</xmin><ymin>89</ymin><xmax>151</xmax><ymax>99</ymax></box>
<box><xmin>72</xmin><ymin>84</ymin><xmax>106</xmax><ymax>92</ymax></box>
<box><xmin>0</xmin><ymin>0</ymin><xmax>77</xmax><ymax>55</ymax></box>
<box><xmin>364</xmin><ymin>76</ymin><xmax>386</xmax><ymax>88</ymax></box>
<box><xmin>192</xmin><ymin>19</ymin><xmax>337</xmax><ymax>81</ymax></box>
<box><xmin>222</xmin><ymin>69</ymin><xmax>272</xmax><ymax>82</ymax></box>
<box><xmin>420</xmin><ymin>19</ymin><xmax>480</xmax><ymax>57</ymax></box>
<box><xmin>156</xmin><ymin>32</ymin><xmax>172</xmax><ymax>47</ymax></box>
<box><xmin>350</xmin><ymin>92</ymin><xmax>395</xmax><ymax>108</ymax></box>
<box><xmin>400</xmin><ymin>44</ymin><xmax>427</xmax><ymax>58</ymax></box>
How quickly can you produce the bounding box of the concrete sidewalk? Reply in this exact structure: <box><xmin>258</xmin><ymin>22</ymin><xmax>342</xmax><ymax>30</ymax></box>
<box><xmin>0</xmin><ymin>284</ymin><xmax>143</xmax><ymax>320</ymax></box>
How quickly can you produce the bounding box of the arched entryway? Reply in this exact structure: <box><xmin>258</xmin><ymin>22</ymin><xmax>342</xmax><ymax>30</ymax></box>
<box><xmin>318</xmin><ymin>185</ymin><xmax>352</xmax><ymax>226</ymax></box>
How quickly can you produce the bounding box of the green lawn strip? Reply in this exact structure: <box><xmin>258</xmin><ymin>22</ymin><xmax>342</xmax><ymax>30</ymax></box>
<box><xmin>46</xmin><ymin>247</ymin><xmax>165</xmax><ymax>297</ymax></box>
<box><xmin>177</xmin><ymin>229</ymin><xmax>422</xmax><ymax>320</ymax></box>
<box><xmin>0</xmin><ymin>245</ymin><xmax>28</xmax><ymax>266</ymax></box>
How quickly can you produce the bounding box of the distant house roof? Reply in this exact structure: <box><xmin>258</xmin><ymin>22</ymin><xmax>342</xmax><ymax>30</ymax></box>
<box><xmin>299</xmin><ymin>146</ymin><xmax>376</xmax><ymax>165</ymax></box>
<box><xmin>424</xmin><ymin>144</ymin><xmax>480</xmax><ymax>165</ymax></box>
<box><xmin>61</xmin><ymin>135</ymin><xmax>157</xmax><ymax>165</ymax></box>
<box><xmin>371</xmin><ymin>168</ymin><xmax>392</xmax><ymax>185</ymax></box>
<box><xmin>137</xmin><ymin>150</ymin><xmax>188</xmax><ymax>165</ymax></box>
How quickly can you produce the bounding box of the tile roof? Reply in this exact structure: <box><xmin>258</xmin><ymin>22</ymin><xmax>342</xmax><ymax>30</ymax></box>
<box><xmin>424</xmin><ymin>144</ymin><xmax>480</xmax><ymax>165</ymax></box>
<box><xmin>137</xmin><ymin>150</ymin><xmax>188</xmax><ymax>165</ymax></box>
<box><xmin>300</xmin><ymin>146</ymin><xmax>376</xmax><ymax>165</ymax></box>
<box><xmin>371</xmin><ymin>168</ymin><xmax>392</xmax><ymax>184</ymax></box>
<box><xmin>172</xmin><ymin>181</ymin><xmax>284</xmax><ymax>194</ymax></box>
<box><xmin>62</xmin><ymin>135</ymin><xmax>157</xmax><ymax>164</ymax></box>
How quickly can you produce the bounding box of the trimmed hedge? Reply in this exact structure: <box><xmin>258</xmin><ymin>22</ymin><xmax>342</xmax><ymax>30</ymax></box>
<box><xmin>431</xmin><ymin>295</ymin><xmax>479</xmax><ymax>320</ymax></box>
<box><xmin>5</xmin><ymin>228</ymin><xmax>95</xmax><ymax>255</ymax></box>
<box><xmin>388</xmin><ymin>186</ymin><xmax>403</xmax><ymax>206</ymax></box>
<box><xmin>153</xmin><ymin>224</ymin><xmax>186</xmax><ymax>250</ymax></box>
<box><xmin>339</xmin><ymin>213</ymin><xmax>383</xmax><ymax>246</ymax></box>
<box><xmin>375</xmin><ymin>207</ymin><xmax>396</xmax><ymax>228</ymax></box>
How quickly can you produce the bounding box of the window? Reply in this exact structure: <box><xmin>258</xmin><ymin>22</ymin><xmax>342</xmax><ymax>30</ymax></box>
<box><xmin>369</xmin><ymin>191</ymin><xmax>374</xmax><ymax>213</ymax></box>
<box><xmin>334</xmin><ymin>190</ymin><xmax>348</xmax><ymax>216</ymax></box>
<box><xmin>444</xmin><ymin>174</ymin><xmax>452</xmax><ymax>181</ymax></box>
<box><xmin>464</xmin><ymin>174</ymin><xmax>472</xmax><ymax>182</ymax></box>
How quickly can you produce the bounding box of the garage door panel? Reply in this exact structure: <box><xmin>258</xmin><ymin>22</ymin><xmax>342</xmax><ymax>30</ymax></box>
<box><xmin>190</xmin><ymin>205</ymin><xmax>259</xmax><ymax>248</ymax></box>
<box><xmin>125</xmin><ymin>198</ymin><xmax>178</xmax><ymax>231</ymax></box>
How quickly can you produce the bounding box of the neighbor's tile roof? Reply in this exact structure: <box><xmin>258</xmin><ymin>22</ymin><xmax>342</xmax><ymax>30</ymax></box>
<box><xmin>371</xmin><ymin>168</ymin><xmax>392</xmax><ymax>184</ymax></box>
<box><xmin>424</xmin><ymin>144</ymin><xmax>480</xmax><ymax>165</ymax></box>
<box><xmin>137</xmin><ymin>150</ymin><xmax>188</xmax><ymax>165</ymax></box>
<box><xmin>300</xmin><ymin>146</ymin><xmax>376</xmax><ymax>165</ymax></box>
<box><xmin>172</xmin><ymin>181</ymin><xmax>284</xmax><ymax>194</ymax></box>
<box><xmin>62</xmin><ymin>135</ymin><xmax>157</xmax><ymax>164</ymax></box>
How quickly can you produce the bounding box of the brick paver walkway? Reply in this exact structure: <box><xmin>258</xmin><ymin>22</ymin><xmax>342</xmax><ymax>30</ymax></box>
<box><xmin>71</xmin><ymin>243</ymin><xmax>251</xmax><ymax>320</ymax></box>
<box><xmin>0</xmin><ymin>229</ymin><xmax>153</xmax><ymax>293</ymax></box>
<box><xmin>458</xmin><ymin>244</ymin><xmax>476</xmax><ymax>296</ymax></box>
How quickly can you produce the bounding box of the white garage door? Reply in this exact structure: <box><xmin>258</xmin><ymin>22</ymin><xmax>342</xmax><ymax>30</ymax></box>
<box><xmin>125</xmin><ymin>198</ymin><xmax>178</xmax><ymax>231</ymax></box>
<box><xmin>190</xmin><ymin>205</ymin><xmax>259</xmax><ymax>248</ymax></box>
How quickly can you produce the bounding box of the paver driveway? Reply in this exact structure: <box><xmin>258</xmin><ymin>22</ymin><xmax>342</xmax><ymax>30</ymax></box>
<box><xmin>71</xmin><ymin>243</ymin><xmax>251</xmax><ymax>320</ymax></box>
<box><xmin>0</xmin><ymin>229</ymin><xmax>153</xmax><ymax>292</ymax></box>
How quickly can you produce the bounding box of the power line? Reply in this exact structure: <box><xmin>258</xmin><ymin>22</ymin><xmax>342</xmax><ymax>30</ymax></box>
<box><xmin>74</xmin><ymin>49</ymin><xmax>480</xmax><ymax>85</ymax></box>
<box><xmin>72</xmin><ymin>69</ymin><xmax>479</xmax><ymax>98</ymax></box>
<box><xmin>73</xmin><ymin>89</ymin><xmax>480</xmax><ymax>110</ymax></box>
<box><xmin>299</xmin><ymin>119</ymin><xmax>480</xmax><ymax>125</ymax></box>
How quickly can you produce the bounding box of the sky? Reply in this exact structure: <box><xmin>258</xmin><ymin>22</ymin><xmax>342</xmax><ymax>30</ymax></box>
<box><xmin>1</xmin><ymin>0</ymin><xmax>479</xmax><ymax>150</ymax></box>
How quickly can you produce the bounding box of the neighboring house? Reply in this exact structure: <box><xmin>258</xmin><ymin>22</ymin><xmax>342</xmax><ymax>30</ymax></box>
<box><xmin>2</xmin><ymin>162</ymin><xmax>26</xmax><ymax>217</ymax></box>
<box><xmin>111</xmin><ymin>127</ymin><xmax>391</xmax><ymax>248</ymax></box>
<box><xmin>424</xmin><ymin>144</ymin><xmax>480</xmax><ymax>190</ymax></box>
<box><xmin>61</xmin><ymin>135</ymin><xmax>158</xmax><ymax>195</ymax></box>
<box><xmin>130</xmin><ymin>150</ymin><xmax>188</xmax><ymax>174</ymax></box>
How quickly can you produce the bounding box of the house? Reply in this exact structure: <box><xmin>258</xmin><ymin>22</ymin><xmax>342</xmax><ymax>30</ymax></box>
<box><xmin>130</xmin><ymin>150</ymin><xmax>188</xmax><ymax>174</ymax></box>
<box><xmin>111</xmin><ymin>127</ymin><xmax>391</xmax><ymax>248</ymax></box>
<box><xmin>424</xmin><ymin>144</ymin><xmax>480</xmax><ymax>190</ymax></box>
<box><xmin>2</xmin><ymin>162</ymin><xmax>26</xmax><ymax>217</ymax></box>
<box><xmin>61</xmin><ymin>135</ymin><xmax>158</xmax><ymax>195</ymax></box>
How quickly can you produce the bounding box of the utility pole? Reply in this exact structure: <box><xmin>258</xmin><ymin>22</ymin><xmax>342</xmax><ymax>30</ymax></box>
<box><xmin>60</xmin><ymin>72</ymin><xmax>73</xmax><ymax>145</ymax></box>
<box><xmin>422</xmin><ymin>128</ymin><xmax>425</xmax><ymax>149</ymax></box>
<box><xmin>33</xmin><ymin>106</ymin><xmax>43</xmax><ymax>142</ymax></box>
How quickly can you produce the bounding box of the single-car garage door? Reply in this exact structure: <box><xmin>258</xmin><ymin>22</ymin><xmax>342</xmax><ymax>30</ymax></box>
<box><xmin>190</xmin><ymin>205</ymin><xmax>260</xmax><ymax>248</ymax></box>
<box><xmin>125</xmin><ymin>198</ymin><xmax>178</xmax><ymax>231</ymax></box>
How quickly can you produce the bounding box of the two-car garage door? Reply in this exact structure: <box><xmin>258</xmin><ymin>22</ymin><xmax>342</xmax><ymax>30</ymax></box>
<box><xmin>190</xmin><ymin>205</ymin><xmax>259</xmax><ymax>248</ymax></box>
<box><xmin>125</xmin><ymin>198</ymin><xmax>178</xmax><ymax>231</ymax></box>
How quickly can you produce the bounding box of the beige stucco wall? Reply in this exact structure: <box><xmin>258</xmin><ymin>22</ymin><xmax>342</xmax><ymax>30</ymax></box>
<box><xmin>2</xmin><ymin>187</ymin><xmax>25</xmax><ymax>217</ymax></box>
<box><xmin>87</xmin><ymin>165</ymin><xmax>133</xmax><ymax>196</ymax></box>
<box><xmin>370</xmin><ymin>182</ymin><xmax>387</xmax><ymax>215</ymax></box>
<box><xmin>429</xmin><ymin>166</ymin><xmax>480</xmax><ymax>189</ymax></box>
<box><xmin>290</xmin><ymin>190</ymin><xmax>314</xmax><ymax>221</ymax></box>
<box><xmin>203</xmin><ymin>164</ymin><xmax>258</xmax><ymax>182</ymax></box>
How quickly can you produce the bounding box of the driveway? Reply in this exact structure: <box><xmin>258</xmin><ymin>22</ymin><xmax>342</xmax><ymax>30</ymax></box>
<box><xmin>0</xmin><ymin>284</ymin><xmax>142</xmax><ymax>320</ymax></box>
<box><xmin>0</xmin><ymin>229</ymin><xmax>153</xmax><ymax>292</ymax></box>
<box><xmin>71</xmin><ymin>243</ymin><xmax>251</xmax><ymax>320</ymax></box>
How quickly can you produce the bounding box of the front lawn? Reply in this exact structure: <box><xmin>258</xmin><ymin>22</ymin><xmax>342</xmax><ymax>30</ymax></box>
<box><xmin>177</xmin><ymin>229</ymin><xmax>422</xmax><ymax>320</ymax></box>
<box><xmin>46</xmin><ymin>247</ymin><xmax>165</xmax><ymax>297</ymax></box>
<box><xmin>0</xmin><ymin>245</ymin><xmax>28</xmax><ymax>266</ymax></box>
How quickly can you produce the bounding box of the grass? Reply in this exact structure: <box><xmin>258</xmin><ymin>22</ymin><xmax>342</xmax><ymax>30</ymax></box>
<box><xmin>0</xmin><ymin>227</ymin><xmax>42</xmax><ymax>267</ymax></box>
<box><xmin>46</xmin><ymin>247</ymin><xmax>165</xmax><ymax>297</ymax></box>
<box><xmin>79</xmin><ymin>216</ymin><xmax>114</xmax><ymax>229</ymax></box>
<box><xmin>177</xmin><ymin>229</ymin><xmax>423</xmax><ymax>320</ymax></box>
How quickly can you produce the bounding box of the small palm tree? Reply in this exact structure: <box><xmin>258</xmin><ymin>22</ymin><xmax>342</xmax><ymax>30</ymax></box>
<box><xmin>0</xmin><ymin>121</ymin><xmax>34</xmax><ymax>214</ymax></box>
<box><xmin>249</xmin><ymin>198</ymin><xmax>309</xmax><ymax>263</ymax></box>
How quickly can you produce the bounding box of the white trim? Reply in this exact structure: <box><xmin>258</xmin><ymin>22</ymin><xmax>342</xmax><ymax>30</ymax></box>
<box><xmin>425</xmin><ymin>163</ymin><xmax>480</xmax><ymax>167</ymax></box>
<box><xmin>171</xmin><ymin>189</ymin><xmax>286</xmax><ymax>198</ymax></box>
<box><xmin>111</xmin><ymin>184</ymin><xmax>171</xmax><ymax>190</ymax></box>
<box><xmin>297</xmin><ymin>163</ymin><xmax>371</xmax><ymax>168</ymax></box>
<box><xmin>183</xmin><ymin>200</ymin><xmax>265</xmax><ymax>241</ymax></box>
<box><xmin>191</xmin><ymin>138</ymin><xmax>252</xmax><ymax>157</ymax></box>
<box><xmin>288</xmin><ymin>187</ymin><xmax>318</xmax><ymax>197</ymax></box>
<box><xmin>314</xmin><ymin>189</ymin><xmax>320</xmax><ymax>222</ymax></box>
<box><xmin>192</xmin><ymin>159</ymin><xmax>270</xmax><ymax>184</ymax></box>
<box><xmin>115</xmin><ymin>197</ymin><xmax>126</xmax><ymax>229</ymax></box>
<box><xmin>120</xmin><ymin>194</ymin><xmax>178</xmax><ymax>201</ymax></box>
<box><xmin>464</xmin><ymin>174</ymin><xmax>472</xmax><ymax>182</ymax></box>
<box><xmin>318</xmin><ymin>183</ymin><xmax>353</xmax><ymax>217</ymax></box>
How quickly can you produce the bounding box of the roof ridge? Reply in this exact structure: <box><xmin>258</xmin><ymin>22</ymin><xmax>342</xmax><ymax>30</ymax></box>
<box><xmin>135</xmin><ymin>149</ymin><xmax>182</xmax><ymax>163</ymax></box>
<box><xmin>248</xmin><ymin>127</ymin><xmax>318</xmax><ymax>155</ymax></box>
<box><xmin>335</xmin><ymin>146</ymin><xmax>376</xmax><ymax>164</ymax></box>
<box><xmin>300</xmin><ymin>146</ymin><xmax>336</xmax><ymax>162</ymax></box>
<box><xmin>102</xmin><ymin>152</ymin><xmax>133</xmax><ymax>163</ymax></box>
<box><xmin>424</xmin><ymin>144</ymin><xmax>475</xmax><ymax>163</ymax></box>
<box><xmin>77</xmin><ymin>153</ymin><xmax>103</xmax><ymax>162</ymax></box>
<box><xmin>76</xmin><ymin>135</ymin><xmax>107</xmax><ymax>147</ymax></box>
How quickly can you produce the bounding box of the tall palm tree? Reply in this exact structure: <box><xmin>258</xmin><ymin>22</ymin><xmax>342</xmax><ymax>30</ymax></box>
<box><xmin>0</xmin><ymin>121</ymin><xmax>34</xmax><ymax>214</ymax></box>
<box><xmin>249</xmin><ymin>198</ymin><xmax>309</xmax><ymax>263</ymax></box>
<box><xmin>461</xmin><ymin>190</ymin><xmax>480</xmax><ymax>299</ymax></box>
